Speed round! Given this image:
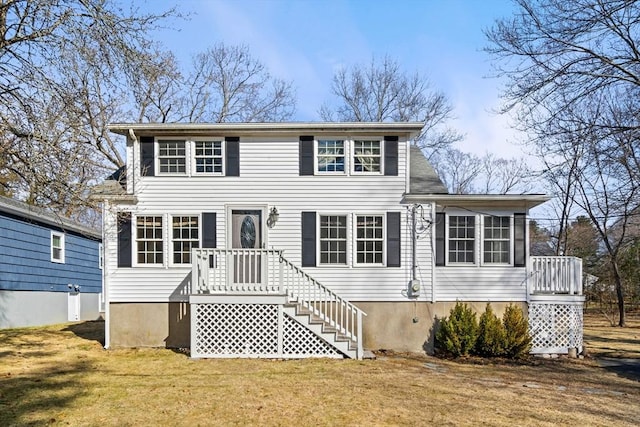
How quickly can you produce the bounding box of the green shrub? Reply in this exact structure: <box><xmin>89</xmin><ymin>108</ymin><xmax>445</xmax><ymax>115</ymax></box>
<box><xmin>475</xmin><ymin>303</ymin><xmax>506</xmax><ymax>357</ymax></box>
<box><xmin>502</xmin><ymin>304</ymin><xmax>532</xmax><ymax>358</ymax></box>
<box><xmin>435</xmin><ymin>301</ymin><xmax>478</xmax><ymax>357</ymax></box>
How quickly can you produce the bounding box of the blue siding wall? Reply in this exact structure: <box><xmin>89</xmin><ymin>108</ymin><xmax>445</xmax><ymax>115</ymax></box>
<box><xmin>0</xmin><ymin>213</ymin><xmax>102</xmax><ymax>293</ymax></box>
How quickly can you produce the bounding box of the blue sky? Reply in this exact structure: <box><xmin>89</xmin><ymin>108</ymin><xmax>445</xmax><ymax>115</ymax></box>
<box><xmin>143</xmin><ymin>0</ymin><xmax>522</xmax><ymax>157</ymax></box>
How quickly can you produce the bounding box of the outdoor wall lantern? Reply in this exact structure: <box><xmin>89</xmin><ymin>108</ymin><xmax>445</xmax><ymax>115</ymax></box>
<box><xmin>267</xmin><ymin>206</ymin><xmax>279</xmax><ymax>228</ymax></box>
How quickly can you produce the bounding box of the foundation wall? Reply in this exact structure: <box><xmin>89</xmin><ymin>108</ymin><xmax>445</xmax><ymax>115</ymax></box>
<box><xmin>109</xmin><ymin>300</ymin><xmax>526</xmax><ymax>354</ymax></box>
<box><xmin>356</xmin><ymin>301</ymin><xmax>527</xmax><ymax>354</ymax></box>
<box><xmin>109</xmin><ymin>302</ymin><xmax>190</xmax><ymax>348</ymax></box>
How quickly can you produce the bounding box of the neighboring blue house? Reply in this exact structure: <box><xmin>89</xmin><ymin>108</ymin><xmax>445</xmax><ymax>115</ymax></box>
<box><xmin>0</xmin><ymin>195</ymin><xmax>103</xmax><ymax>328</ymax></box>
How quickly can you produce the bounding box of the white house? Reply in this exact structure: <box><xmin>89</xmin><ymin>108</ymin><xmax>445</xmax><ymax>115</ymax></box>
<box><xmin>96</xmin><ymin>122</ymin><xmax>584</xmax><ymax>359</ymax></box>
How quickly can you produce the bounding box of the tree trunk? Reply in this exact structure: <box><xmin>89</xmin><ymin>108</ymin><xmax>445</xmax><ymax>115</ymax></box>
<box><xmin>611</xmin><ymin>260</ymin><xmax>626</xmax><ymax>327</ymax></box>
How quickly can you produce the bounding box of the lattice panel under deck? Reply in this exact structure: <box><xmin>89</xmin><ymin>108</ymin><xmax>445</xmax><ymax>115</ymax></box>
<box><xmin>282</xmin><ymin>314</ymin><xmax>341</xmax><ymax>357</ymax></box>
<box><xmin>529</xmin><ymin>303</ymin><xmax>583</xmax><ymax>354</ymax></box>
<box><xmin>193</xmin><ymin>303</ymin><xmax>278</xmax><ymax>356</ymax></box>
<box><xmin>192</xmin><ymin>302</ymin><xmax>343</xmax><ymax>358</ymax></box>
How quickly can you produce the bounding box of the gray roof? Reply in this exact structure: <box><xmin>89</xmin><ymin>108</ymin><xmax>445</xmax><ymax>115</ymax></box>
<box><xmin>409</xmin><ymin>146</ymin><xmax>448</xmax><ymax>194</ymax></box>
<box><xmin>0</xmin><ymin>195</ymin><xmax>101</xmax><ymax>239</ymax></box>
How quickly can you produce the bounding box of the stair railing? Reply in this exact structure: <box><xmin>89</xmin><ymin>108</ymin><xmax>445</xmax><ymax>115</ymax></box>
<box><xmin>192</xmin><ymin>248</ymin><xmax>366</xmax><ymax>359</ymax></box>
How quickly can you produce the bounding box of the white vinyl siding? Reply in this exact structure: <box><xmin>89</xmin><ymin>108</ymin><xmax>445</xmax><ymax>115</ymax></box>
<box><xmin>107</xmin><ymin>135</ymin><xmax>435</xmax><ymax>302</ymax></box>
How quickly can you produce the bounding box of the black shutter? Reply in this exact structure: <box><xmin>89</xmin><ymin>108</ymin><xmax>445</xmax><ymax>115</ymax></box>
<box><xmin>299</xmin><ymin>135</ymin><xmax>314</xmax><ymax>176</ymax></box>
<box><xmin>226</xmin><ymin>137</ymin><xmax>240</xmax><ymax>176</ymax></box>
<box><xmin>435</xmin><ymin>212</ymin><xmax>445</xmax><ymax>266</ymax></box>
<box><xmin>117</xmin><ymin>212</ymin><xmax>132</xmax><ymax>268</ymax></box>
<box><xmin>514</xmin><ymin>213</ymin><xmax>526</xmax><ymax>267</ymax></box>
<box><xmin>384</xmin><ymin>136</ymin><xmax>398</xmax><ymax>176</ymax></box>
<box><xmin>202</xmin><ymin>213</ymin><xmax>217</xmax><ymax>248</ymax></box>
<box><xmin>301</xmin><ymin>211</ymin><xmax>316</xmax><ymax>267</ymax></box>
<box><xmin>387</xmin><ymin>212</ymin><xmax>401</xmax><ymax>267</ymax></box>
<box><xmin>140</xmin><ymin>136</ymin><xmax>155</xmax><ymax>177</ymax></box>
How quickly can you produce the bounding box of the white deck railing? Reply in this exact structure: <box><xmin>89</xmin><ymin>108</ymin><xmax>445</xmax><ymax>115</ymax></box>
<box><xmin>191</xmin><ymin>248</ymin><xmax>366</xmax><ymax>357</ymax></box>
<box><xmin>530</xmin><ymin>256</ymin><xmax>583</xmax><ymax>295</ymax></box>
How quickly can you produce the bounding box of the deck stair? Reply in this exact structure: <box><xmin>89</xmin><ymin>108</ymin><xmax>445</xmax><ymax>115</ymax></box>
<box><xmin>190</xmin><ymin>248</ymin><xmax>366</xmax><ymax>359</ymax></box>
<box><xmin>282</xmin><ymin>303</ymin><xmax>358</xmax><ymax>359</ymax></box>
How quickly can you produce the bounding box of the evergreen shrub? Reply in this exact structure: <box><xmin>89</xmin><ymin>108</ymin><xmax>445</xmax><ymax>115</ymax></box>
<box><xmin>502</xmin><ymin>304</ymin><xmax>532</xmax><ymax>358</ymax></box>
<box><xmin>434</xmin><ymin>301</ymin><xmax>478</xmax><ymax>357</ymax></box>
<box><xmin>475</xmin><ymin>303</ymin><xmax>506</xmax><ymax>357</ymax></box>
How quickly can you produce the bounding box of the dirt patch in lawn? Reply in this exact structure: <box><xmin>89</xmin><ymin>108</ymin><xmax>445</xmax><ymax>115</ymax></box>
<box><xmin>1</xmin><ymin>320</ymin><xmax>639</xmax><ymax>426</ymax></box>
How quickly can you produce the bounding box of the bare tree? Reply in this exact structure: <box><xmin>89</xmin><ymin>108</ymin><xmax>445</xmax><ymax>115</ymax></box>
<box><xmin>0</xmin><ymin>0</ymin><xmax>179</xmax><ymax>218</ymax></box>
<box><xmin>180</xmin><ymin>44</ymin><xmax>296</xmax><ymax>123</ymax></box>
<box><xmin>319</xmin><ymin>55</ymin><xmax>462</xmax><ymax>157</ymax></box>
<box><xmin>431</xmin><ymin>147</ymin><xmax>533</xmax><ymax>194</ymax></box>
<box><xmin>486</xmin><ymin>0</ymin><xmax>640</xmax><ymax>326</ymax></box>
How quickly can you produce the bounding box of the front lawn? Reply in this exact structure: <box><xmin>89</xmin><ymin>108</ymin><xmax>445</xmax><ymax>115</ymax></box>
<box><xmin>0</xmin><ymin>318</ymin><xmax>638</xmax><ymax>426</ymax></box>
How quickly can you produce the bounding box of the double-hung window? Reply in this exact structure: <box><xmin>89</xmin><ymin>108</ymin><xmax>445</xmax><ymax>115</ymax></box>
<box><xmin>194</xmin><ymin>141</ymin><xmax>223</xmax><ymax>174</ymax></box>
<box><xmin>353</xmin><ymin>140</ymin><xmax>381</xmax><ymax>173</ymax></box>
<box><xmin>356</xmin><ymin>215</ymin><xmax>384</xmax><ymax>264</ymax></box>
<box><xmin>172</xmin><ymin>216</ymin><xmax>199</xmax><ymax>264</ymax></box>
<box><xmin>483</xmin><ymin>216</ymin><xmax>510</xmax><ymax>264</ymax></box>
<box><xmin>317</xmin><ymin>140</ymin><xmax>345</xmax><ymax>172</ymax></box>
<box><xmin>319</xmin><ymin>215</ymin><xmax>347</xmax><ymax>264</ymax></box>
<box><xmin>136</xmin><ymin>216</ymin><xmax>163</xmax><ymax>264</ymax></box>
<box><xmin>448</xmin><ymin>216</ymin><xmax>475</xmax><ymax>263</ymax></box>
<box><xmin>158</xmin><ymin>140</ymin><xmax>186</xmax><ymax>173</ymax></box>
<box><xmin>51</xmin><ymin>231</ymin><xmax>65</xmax><ymax>263</ymax></box>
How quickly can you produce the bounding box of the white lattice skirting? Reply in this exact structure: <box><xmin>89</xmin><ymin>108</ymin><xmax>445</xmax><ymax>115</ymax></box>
<box><xmin>190</xmin><ymin>300</ymin><xmax>343</xmax><ymax>359</ymax></box>
<box><xmin>529</xmin><ymin>300</ymin><xmax>584</xmax><ymax>354</ymax></box>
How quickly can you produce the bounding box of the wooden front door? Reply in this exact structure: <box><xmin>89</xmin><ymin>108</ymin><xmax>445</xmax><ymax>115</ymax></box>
<box><xmin>230</xmin><ymin>209</ymin><xmax>263</xmax><ymax>285</ymax></box>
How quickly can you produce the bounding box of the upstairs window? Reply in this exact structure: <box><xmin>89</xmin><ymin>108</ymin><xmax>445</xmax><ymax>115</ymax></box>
<box><xmin>172</xmin><ymin>216</ymin><xmax>199</xmax><ymax>264</ymax></box>
<box><xmin>356</xmin><ymin>215</ymin><xmax>384</xmax><ymax>264</ymax></box>
<box><xmin>319</xmin><ymin>215</ymin><xmax>347</xmax><ymax>265</ymax></box>
<box><xmin>136</xmin><ymin>216</ymin><xmax>163</xmax><ymax>265</ymax></box>
<box><xmin>51</xmin><ymin>231</ymin><xmax>65</xmax><ymax>263</ymax></box>
<box><xmin>194</xmin><ymin>141</ymin><xmax>223</xmax><ymax>174</ymax></box>
<box><xmin>158</xmin><ymin>140</ymin><xmax>186</xmax><ymax>174</ymax></box>
<box><xmin>483</xmin><ymin>216</ymin><xmax>510</xmax><ymax>264</ymax></box>
<box><xmin>448</xmin><ymin>216</ymin><xmax>475</xmax><ymax>263</ymax></box>
<box><xmin>353</xmin><ymin>140</ymin><xmax>381</xmax><ymax>173</ymax></box>
<box><xmin>317</xmin><ymin>140</ymin><xmax>345</xmax><ymax>172</ymax></box>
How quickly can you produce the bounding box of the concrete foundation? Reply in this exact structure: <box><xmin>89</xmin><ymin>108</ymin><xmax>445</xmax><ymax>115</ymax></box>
<box><xmin>108</xmin><ymin>300</ymin><xmax>526</xmax><ymax>354</ymax></box>
<box><xmin>355</xmin><ymin>301</ymin><xmax>527</xmax><ymax>354</ymax></box>
<box><xmin>109</xmin><ymin>302</ymin><xmax>190</xmax><ymax>348</ymax></box>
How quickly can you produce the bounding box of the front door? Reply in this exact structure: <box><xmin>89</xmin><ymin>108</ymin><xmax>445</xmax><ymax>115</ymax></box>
<box><xmin>230</xmin><ymin>209</ymin><xmax>263</xmax><ymax>285</ymax></box>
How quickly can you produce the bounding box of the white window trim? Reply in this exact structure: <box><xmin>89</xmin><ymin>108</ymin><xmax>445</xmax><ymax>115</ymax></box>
<box><xmin>156</xmin><ymin>139</ymin><xmax>188</xmax><ymax>176</ymax></box>
<box><xmin>168</xmin><ymin>214</ymin><xmax>201</xmax><ymax>267</ymax></box>
<box><xmin>352</xmin><ymin>213</ymin><xmax>386</xmax><ymax>267</ymax></box>
<box><xmin>445</xmin><ymin>214</ymin><xmax>477</xmax><ymax>266</ymax></box>
<box><xmin>480</xmin><ymin>215</ymin><xmax>513</xmax><ymax>266</ymax></box>
<box><xmin>191</xmin><ymin>139</ymin><xmax>225</xmax><ymax>176</ymax></box>
<box><xmin>51</xmin><ymin>231</ymin><xmax>65</xmax><ymax>263</ymax></box>
<box><xmin>351</xmin><ymin>137</ymin><xmax>384</xmax><ymax>175</ymax></box>
<box><xmin>316</xmin><ymin>213</ymin><xmax>349</xmax><ymax>267</ymax></box>
<box><xmin>315</xmin><ymin>138</ymin><xmax>348</xmax><ymax>175</ymax></box>
<box><xmin>133</xmin><ymin>214</ymin><xmax>166</xmax><ymax>267</ymax></box>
